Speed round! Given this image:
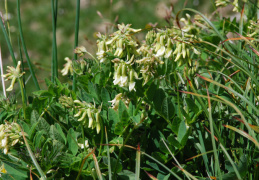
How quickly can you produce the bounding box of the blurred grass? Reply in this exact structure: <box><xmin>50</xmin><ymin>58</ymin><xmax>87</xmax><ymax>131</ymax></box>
<box><xmin>0</xmin><ymin>0</ymin><xmax>214</xmax><ymax>93</ymax></box>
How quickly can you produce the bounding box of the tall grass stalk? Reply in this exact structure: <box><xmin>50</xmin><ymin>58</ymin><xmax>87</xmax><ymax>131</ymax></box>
<box><xmin>72</xmin><ymin>0</ymin><xmax>81</xmax><ymax>91</ymax></box>
<box><xmin>17</xmin><ymin>0</ymin><xmax>40</xmax><ymax>90</ymax></box>
<box><xmin>18</xmin><ymin>38</ymin><xmax>27</xmax><ymax>106</ymax></box>
<box><xmin>0</xmin><ymin>13</ymin><xmax>17</xmax><ymax>66</ymax></box>
<box><xmin>207</xmin><ymin>86</ymin><xmax>221</xmax><ymax>178</ymax></box>
<box><xmin>142</xmin><ymin>152</ymin><xmax>182</xmax><ymax>180</ymax></box>
<box><xmin>51</xmin><ymin>0</ymin><xmax>58</xmax><ymax>83</ymax></box>
<box><xmin>0</xmin><ymin>46</ymin><xmax>6</xmax><ymax>97</ymax></box>
<box><xmin>4</xmin><ymin>0</ymin><xmax>11</xmax><ymax>43</ymax></box>
<box><xmin>162</xmin><ymin>139</ymin><xmax>193</xmax><ymax>180</ymax></box>
<box><xmin>105</xmin><ymin>127</ymin><xmax>112</xmax><ymax>180</ymax></box>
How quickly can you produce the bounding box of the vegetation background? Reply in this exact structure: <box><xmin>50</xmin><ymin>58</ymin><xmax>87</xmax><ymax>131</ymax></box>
<box><xmin>0</xmin><ymin>0</ymin><xmax>220</xmax><ymax>92</ymax></box>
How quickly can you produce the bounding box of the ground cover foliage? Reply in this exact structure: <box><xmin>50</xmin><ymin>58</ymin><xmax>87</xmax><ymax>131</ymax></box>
<box><xmin>0</xmin><ymin>0</ymin><xmax>259</xmax><ymax>179</ymax></box>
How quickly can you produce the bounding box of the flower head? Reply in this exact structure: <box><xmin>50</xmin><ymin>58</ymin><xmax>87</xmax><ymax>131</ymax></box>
<box><xmin>61</xmin><ymin>57</ymin><xmax>73</xmax><ymax>76</ymax></box>
<box><xmin>2</xmin><ymin>61</ymin><xmax>25</xmax><ymax>91</ymax></box>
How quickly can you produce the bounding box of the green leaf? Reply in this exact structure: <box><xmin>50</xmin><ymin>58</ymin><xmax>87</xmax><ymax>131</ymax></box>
<box><xmin>177</xmin><ymin>120</ymin><xmax>186</xmax><ymax>142</ymax></box>
<box><xmin>114</xmin><ymin>122</ymin><xmax>124</xmax><ymax>135</ymax></box>
<box><xmin>146</xmin><ymin>161</ymin><xmax>166</xmax><ymax>174</ymax></box>
<box><xmin>145</xmin><ymin>82</ymin><xmax>157</xmax><ymax>101</ymax></box>
<box><xmin>153</xmin><ymin>88</ymin><xmax>166</xmax><ymax>113</ymax></box>
<box><xmin>171</xmin><ymin>117</ymin><xmax>181</xmax><ymax>135</ymax></box>
<box><xmin>159</xmin><ymin>139</ymin><xmax>175</xmax><ymax>154</ymax></box>
<box><xmin>3</xmin><ymin>161</ymin><xmax>28</xmax><ymax>179</ymax></box>
<box><xmin>49</xmin><ymin>125</ymin><xmax>65</xmax><ymax>144</ymax></box>
<box><xmin>88</xmin><ymin>81</ymin><xmax>100</xmax><ymax>102</ymax></box>
<box><xmin>161</xmin><ymin>97</ymin><xmax>175</xmax><ymax>121</ymax></box>
<box><xmin>77</xmin><ymin>74</ymin><xmax>90</xmax><ymax>88</ymax></box>
<box><xmin>167</xmin><ymin>134</ymin><xmax>182</xmax><ymax>149</ymax></box>
<box><xmin>180</xmin><ymin>128</ymin><xmax>191</xmax><ymax>147</ymax></box>
<box><xmin>128</xmin><ymin>102</ymin><xmax>135</xmax><ymax>117</ymax></box>
<box><xmin>108</xmin><ymin>108</ymin><xmax>119</xmax><ymax>130</ymax></box>
<box><xmin>33</xmin><ymin>90</ymin><xmax>53</xmax><ymax>100</ymax></box>
<box><xmin>101</xmin><ymin>88</ymin><xmax>111</xmax><ymax>106</ymax></box>
<box><xmin>117</xmin><ymin>170</ymin><xmax>136</xmax><ymax>180</ymax></box>
<box><xmin>185</xmin><ymin>98</ymin><xmax>199</xmax><ymax>114</ymax></box>
<box><xmin>121</xmin><ymin>110</ymin><xmax>130</xmax><ymax>126</ymax></box>
<box><xmin>30</xmin><ymin>110</ymin><xmax>39</xmax><ymax>125</ymax></box>
<box><xmin>37</xmin><ymin>117</ymin><xmax>50</xmax><ymax>133</ymax></box>
<box><xmin>55</xmin><ymin>123</ymin><xmax>67</xmax><ymax>144</ymax></box>
<box><xmin>33</xmin><ymin>131</ymin><xmax>46</xmax><ymax>149</ymax></box>
<box><xmin>67</xmin><ymin>128</ymin><xmax>78</xmax><ymax>155</ymax></box>
<box><xmin>103</xmin><ymin>157</ymin><xmax>123</xmax><ymax>173</ymax></box>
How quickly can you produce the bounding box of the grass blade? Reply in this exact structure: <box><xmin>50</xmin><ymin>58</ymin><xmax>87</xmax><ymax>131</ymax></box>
<box><xmin>206</xmin><ymin>85</ymin><xmax>221</xmax><ymax>179</ymax></box>
<box><xmin>223</xmin><ymin>124</ymin><xmax>259</xmax><ymax>148</ymax></box>
<box><xmin>135</xmin><ymin>143</ymin><xmax>141</xmax><ymax>180</ymax></box>
<box><xmin>0</xmin><ymin>13</ymin><xmax>17</xmax><ymax>66</ymax></box>
<box><xmin>17</xmin><ymin>0</ymin><xmax>40</xmax><ymax>90</ymax></box>
<box><xmin>72</xmin><ymin>0</ymin><xmax>81</xmax><ymax>91</ymax></box>
<box><xmin>92</xmin><ymin>153</ymin><xmax>103</xmax><ymax>180</ymax></box>
<box><xmin>105</xmin><ymin>127</ymin><xmax>112</xmax><ymax>180</ymax></box>
<box><xmin>144</xmin><ymin>170</ymin><xmax>158</xmax><ymax>180</ymax></box>
<box><xmin>142</xmin><ymin>152</ymin><xmax>183</xmax><ymax>180</ymax></box>
<box><xmin>0</xmin><ymin>46</ymin><xmax>6</xmax><ymax>97</ymax></box>
<box><xmin>161</xmin><ymin>138</ymin><xmax>194</xmax><ymax>180</ymax></box>
<box><xmin>219</xmin><ymin>143</ymin><xmax>242</xmax><ymax>180</ymax></box>
<box><xmin>51</xmin><ymin>0</ymin><xmax>58</xmax><ymax>83</ymax></box>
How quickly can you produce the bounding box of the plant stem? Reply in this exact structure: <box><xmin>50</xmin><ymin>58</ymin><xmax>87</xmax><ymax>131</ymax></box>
<box><xmin>17</xmin><ymin>0</ymin><xmax>40</xmax><ymax>90</ymax></box>
<box><xmin>18</xmin><ymin>78</ymin><xmax>26</xmax><ymax>119</ymax></box>
<box><xmin>73</xmin><ymin>0</ymin><xmax>81</xmax><ymax>91</ymax></box>
<box><xmin>51</xmin><ymin>0</ymin><xmax>58</xmax><ymax>83</ymax></box>
<box><xmin>0</xmin><ymin>46</ymin><xmax>6</xmax><ymax>97</ymax></box>
<box><xmin>18</xmin><ymin>37</ymin><xmax>27</xmax><ymax>104</ymax></box>
<box><xmin>0</xmin><ymin>13</ymin><xmax>17</xmax><ymax>66</ymax></box>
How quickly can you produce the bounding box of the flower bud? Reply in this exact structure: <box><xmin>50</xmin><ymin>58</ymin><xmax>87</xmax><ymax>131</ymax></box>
<box><xmin>87</xmin><ymin>109</ymin><xmax>93</xmax><ymax>128</ymax></box>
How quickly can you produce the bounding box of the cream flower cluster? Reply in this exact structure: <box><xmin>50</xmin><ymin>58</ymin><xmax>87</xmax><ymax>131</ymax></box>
<box><xmin>112</xmin><ymin>59</ymin><xmax>138</xmax><ymax>91</ymax></box>
<box><xmin>74</xmin><ymin>100</ymin><xmax>102</xmax><ymax>134</ymax></box>
<box><xmin>2</xmin><ymin>61</ymin><xmax>25</xmax><ymax>91</ymax></box>
<box><xmin>109</xmin><ymin>93</ymin><xmax>130</xmax><ymax>111</ymax></box>
<box><xmin>215</xmin><ymin>0</ymin><xmax>247</xmax><ymax>12</ymax></box>
<box><xmin>136</xmin><ymin>44</ymin><xmax>164</xmax><ymax>85</ymax></box>
<box><xmin>96</xmin><ymin>23</ymin><xmax>141</xmax><ymax>63</ymax></box>
<box><xmin>0</xmin><ymin>121</ymin><xmax>23</xmax><ymax>154</ymax></box>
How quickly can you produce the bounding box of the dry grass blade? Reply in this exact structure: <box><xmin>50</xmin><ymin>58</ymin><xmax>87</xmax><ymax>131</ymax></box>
<box><xmin>233</xmin><ymin>116</ymin><xmax>259</xmax><ymax>133</ymax></box>
<box><xmin>92</xmin><ymin>152</ymin><xmax>103</xmax><ymax>180</ymax></box>
<box><xmin>144</xmin><ymin>170</ymin><xmax>158</xmax><ymax>180</ymax></box>
<box><xmin>76</xmin><ymin>148</ymin><xmax>96</xmax><ymax>180</ymax></box>
<box><xmin>223</xmin><ymin>124</ymin><xmax>259</xmax><ymax>148</ymax></box>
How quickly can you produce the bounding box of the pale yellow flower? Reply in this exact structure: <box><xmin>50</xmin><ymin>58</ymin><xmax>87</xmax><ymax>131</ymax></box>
<box><xmin>2</xmin><ymin>61</ymin><xmax>25</xmax><ymax>91</ymax></box>
<box><xmin>61</xmin><ymin>57</ymin><xmax>73</xmax><ymax>76</ymax></box>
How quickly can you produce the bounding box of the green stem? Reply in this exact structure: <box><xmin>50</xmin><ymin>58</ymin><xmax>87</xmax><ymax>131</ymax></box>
<box><xmin>51</xmin><ymin>0</ymin><xmax>58</xmax><ymax>83</ymax></box>
<box><xmin>18</xmin><ymin>78</ymin><xmax>26</xmax><ymax>119</ymax></box>
<box><xmin>98</xmin><ymin>118</ymin><xmax>104</xmax><ymax>156</ymax></box>
<box><xmin>72</xmin><ymin>0</ymin><xmax>81</xmax><ymax>91</ymax></box>
<box><xmin>17</xmin><ymin>0</ymin><xmax>40</xmax><ymax>90</ymax></box>
<box><xmin>18</xmin><ymin>37</ymin><xmax>27</xmax><ymax>105</ymax></box>
<box><xmin>0</xmin><ymin>14</ymin><xmax>17</xmax><ymax>66</ymax></box>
